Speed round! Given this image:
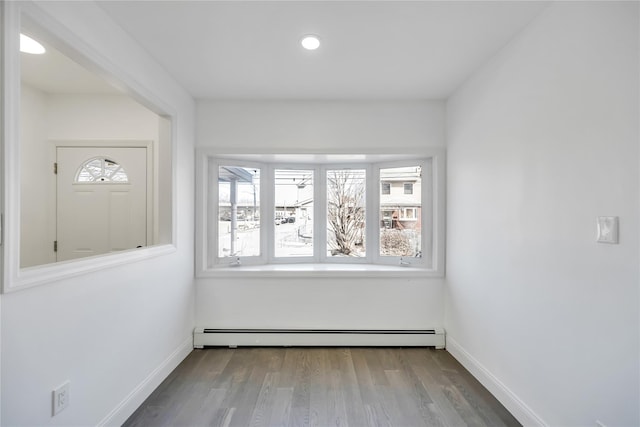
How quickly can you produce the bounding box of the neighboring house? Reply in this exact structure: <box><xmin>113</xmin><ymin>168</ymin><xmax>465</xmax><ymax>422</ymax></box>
<box><xmin>276</xmin><ymin>197</ymin><xmax>313</xmax><ymax>222</ymax></box>
<box><xmin>380</xmin><ymin>166</ymin><xmax>422</xmax><ymax>231</ymax></box>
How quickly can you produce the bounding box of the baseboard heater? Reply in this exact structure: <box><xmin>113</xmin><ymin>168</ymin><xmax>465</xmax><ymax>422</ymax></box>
<box><xmin>193</xmin><ymin>328</ymin><xmax>445</xmax><ymax>349</ymax></box>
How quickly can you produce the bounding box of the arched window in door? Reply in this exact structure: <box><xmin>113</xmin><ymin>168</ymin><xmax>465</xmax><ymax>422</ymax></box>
<box><xmin>75</xmin><ymin>157</ymin><xmax>129</xmax><ymax>183</ymax></box>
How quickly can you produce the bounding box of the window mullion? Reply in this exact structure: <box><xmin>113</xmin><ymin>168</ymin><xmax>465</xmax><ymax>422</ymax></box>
<box><xmin>362</xmin><ymin>164</ymin><xmax>376</xmax><ymax>262</ymax></box>
<box><xmin>208</xmin><ymin>159</ymin><xmax>219</xmax><ymax>268</ymax></box>
<box><xmin>370</xmin><ymin>164</ymin><xmax>381</xmax><ymax>264</ymax></box>
<box><xmin>424</xmin><ymin>157</ymin><xmax>434</xmax><ymax>268</ymax></box>
<box><xmin>265</xmin><ymin>165</ymin><xmax>275</xmax><ymax>263</ymax></box>
<box><xmin>316</xmin><ymin>166</ymin><xmax>328</xmax><ymax>262</ymax></box>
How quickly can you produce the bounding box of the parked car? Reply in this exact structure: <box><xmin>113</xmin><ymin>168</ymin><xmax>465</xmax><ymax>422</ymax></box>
<box><xmin>220</xmin><ymin>211</ymin><xmax>245</xmax><ymax>221</ymax></box>
<box><xmin>287</xmin><ymin>216</ymin><xmax>296</xmax><ymax>223</ymax></box>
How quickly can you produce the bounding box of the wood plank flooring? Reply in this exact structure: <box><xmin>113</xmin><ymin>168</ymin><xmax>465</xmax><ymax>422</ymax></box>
<box><xmin>124</xmin><ymin>347</ymin><xmax>521</xmax><ymax>427</ymax></box>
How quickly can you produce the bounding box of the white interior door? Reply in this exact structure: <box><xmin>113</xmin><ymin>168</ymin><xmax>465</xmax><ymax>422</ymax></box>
<box><xmin>56</xmin><ymin>146</ymin><xmax>148</xmax><ymax>261</ymax></box>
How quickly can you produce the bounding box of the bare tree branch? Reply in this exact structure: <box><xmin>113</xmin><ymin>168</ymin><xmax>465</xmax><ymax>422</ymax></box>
<box><xmin>327</xmin><ymin>170</ymin><xmax>366</xmax><ymax>256</ymax></box>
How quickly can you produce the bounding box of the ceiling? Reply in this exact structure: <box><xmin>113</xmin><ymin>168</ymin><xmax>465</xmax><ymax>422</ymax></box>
<box><xmin>94</xmin><ymin>0</ymin><xmax>549</xmax><ymax>100</ymax></box>
<box><xmin>22</xmin><ymin>1</ymin><xmax>549</xmax><ymax>99</ymax></box>
<box><xmin>21</xmin><ymin>36</ymin><xmax>121</xmax><ymax>94</ymax></box>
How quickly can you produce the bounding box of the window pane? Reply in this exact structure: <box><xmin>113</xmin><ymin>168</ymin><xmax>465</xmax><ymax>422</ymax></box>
<box><xmin>380</xmin><ymin>166</ymin><xmax>421</xmax><ymax>257</ymax></box>
<box><xmin>75</xmin><ymin>157</ymin><xmax>129</xmax><ymax>183</ymax></box>
<box><xmin>218</xmin><ymin>166</ymin><xmax>260</xmax><ymax>258</ymax></box>
<box><xmin>327</xmin><ymin>169</ymin><xmax>366</xmax><ymax>257</ymax></box>
<box><xmin>274</xmin><ymin>169</ymin><xmax>313</xmax><ymax>257</ymax></box>
<box><xmin>381</xmin><ymin>182</ymin><xmax>391</xmax><ymax>195</ymax></box>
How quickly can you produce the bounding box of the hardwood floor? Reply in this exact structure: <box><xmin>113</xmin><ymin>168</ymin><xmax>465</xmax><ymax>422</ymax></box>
<box><xmin>124</xmin><ymin>347</ymin><xmax>521</xmax><ymax>427</ymax></box>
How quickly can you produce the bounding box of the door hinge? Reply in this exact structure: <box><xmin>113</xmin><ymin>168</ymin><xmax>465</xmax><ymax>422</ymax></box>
<box><xmin>54</xmin><ymin>162</ymin><xmax>58</xmax><ymax>175</ymax></box>
<box><xmin>53</xmin><ymin>240</ymin><xmax>57</xmax><ymax>252</ymax></box>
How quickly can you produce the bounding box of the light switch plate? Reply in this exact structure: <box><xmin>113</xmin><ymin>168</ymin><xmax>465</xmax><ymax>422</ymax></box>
<box><xmin>52</xmin><ymin>381</ymin><xmax>70</xmax><ymax>416</ymax></box>
<box><xmin>596</xmin><ymin>216</ymin><xmax>618</xmax><ymax>244</ymax></box>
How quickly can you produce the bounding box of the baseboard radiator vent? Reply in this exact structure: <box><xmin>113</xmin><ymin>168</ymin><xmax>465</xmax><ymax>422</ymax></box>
<box><xmin>193</xmin><ymin>328</ymin><xmax>445</xmax><ymax>349</ymax></box>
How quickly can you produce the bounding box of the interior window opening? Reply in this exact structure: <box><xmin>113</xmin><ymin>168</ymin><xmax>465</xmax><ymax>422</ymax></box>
<box><xmin>16</xmin><ymin>15</ymin><xmax>174</xmax><ymax>276</ymax></box>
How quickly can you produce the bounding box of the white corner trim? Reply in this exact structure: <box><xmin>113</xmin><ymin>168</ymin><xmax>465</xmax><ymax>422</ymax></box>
<box><xmin>97</xmin><ymin>336</ymin><xmax>192</xmax><ymax>427</ymax></box>
<box><xmin>446</xmin><ymin>336</ymin><xmax>548</xmax><ymax>427</ymax></box>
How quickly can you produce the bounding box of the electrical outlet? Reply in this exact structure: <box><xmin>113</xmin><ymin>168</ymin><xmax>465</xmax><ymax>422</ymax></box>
<box><xmin>52</xmin><ymin>381</ymin><xmax>70</xmax><ymax>416</ymax></box>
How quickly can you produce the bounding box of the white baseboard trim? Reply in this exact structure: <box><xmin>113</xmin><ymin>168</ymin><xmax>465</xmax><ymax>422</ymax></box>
<box><xmin>97</xmin><ymin>336</ymin><xmax>193</xmax><ymax>427</ymax></box>
<box><xmin>446</xmin><ymin>336</ymin><xmax>548</xmax><ymax>427</ymax></box>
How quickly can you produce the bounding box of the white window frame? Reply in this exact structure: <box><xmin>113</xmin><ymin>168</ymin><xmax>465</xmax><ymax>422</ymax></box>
<box><xmin>404</xmin><ymin>182</ymin><xmax>414</xmax><ymax>195</ymax></box>
<box><xmin>195</xmin><ymin>151</ymin><xmax>446</xmax><ymax>276</ymax></box>
<box><xmin>375</xmin><ymin>159</ymin><xmax>431</xmax><ymax>267</ymax></box>
<box><xmin>208</xmin><ymin>158</ymin><xmax>266</xmax><ymax>267</ymax></box>
<box><xmin>321</xmin><ymin>163</ymin><xmax>373</xmax><ymax>264</ymax></box>
<box><xmin>401</xmin><ymin>208</ymin><xmax>418</xmax><ymax>220</ymax></box>
<box><xmin>269</xmin><ymin>164</ymin><xmax>318</xmax><ymax>264</ymax></box>
<box><xmin>381</xmin><ymin>181</ymin><xmax>391</xmax><ymax>195</ymax></box>
<box><xmin>75</xmin><ymin>156</ymin><xmax>130</xmax><ymax>183</ymax></box>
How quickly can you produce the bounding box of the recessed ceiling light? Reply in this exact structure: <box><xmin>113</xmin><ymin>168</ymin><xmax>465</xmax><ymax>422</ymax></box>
<box><xmin>20</xmin><ymin>34</ymin><xmax>46</xmax><ymax>55</ymax></box>
<box><xmin>301</xmin><ymin>35</ymin><xmax>320</xmax><ymax>50</ymax></box>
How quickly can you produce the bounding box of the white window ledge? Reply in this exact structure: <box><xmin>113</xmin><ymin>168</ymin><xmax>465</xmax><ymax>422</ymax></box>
<box><xmin>6</xmin><ymin>244</ymin><xmax>177</xmax><ymax>293</ymax></box>
<box><xmin>198</xmin><ymin>263</ymin><xmax>441</xmax><ymax>279</ymax></box>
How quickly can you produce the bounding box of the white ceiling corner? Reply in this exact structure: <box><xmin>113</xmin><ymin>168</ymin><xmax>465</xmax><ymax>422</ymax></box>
<box><xmin>52</xmin><ymin>1</ymin><xmax>550</xmax><ymax>100</ymax></box>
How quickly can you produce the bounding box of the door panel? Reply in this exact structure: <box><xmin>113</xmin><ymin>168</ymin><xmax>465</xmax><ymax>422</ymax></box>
<box><xmin>56</xmin><ymin>147</ymin><xmax>147</xmax><ymax>261</ymax></box>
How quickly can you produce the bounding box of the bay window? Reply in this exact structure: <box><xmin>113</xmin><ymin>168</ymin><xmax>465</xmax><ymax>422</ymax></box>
<box><xmin>196</xmin><ymin>152</ymin><xmax>445</xmax><ymax>274</ymax></box>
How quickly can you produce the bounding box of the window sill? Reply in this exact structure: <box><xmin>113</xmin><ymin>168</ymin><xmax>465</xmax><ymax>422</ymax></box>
<box><xmin>5</xmin><ymin>244</ymin><xmax>177</xmax><ymax>293</ymax></box>
<box><xmin>198</xmin><ymin>263</ymin><xmax>441</xmax><ymax>279</ymax></box>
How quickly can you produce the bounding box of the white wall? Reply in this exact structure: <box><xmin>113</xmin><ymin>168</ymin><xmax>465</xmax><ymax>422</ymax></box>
<box><xmin>2</xmin><ymin>1</ymin><xmax>195</xmax><ymax>425</ymax></box>
<box><xmin>197</xmin><ymin>276</ymin><xmax>444</xmax><ymax>330</ymax></box>
<box><xmin>47</xmin><ymin>93</ymin><xmax>159</xmax><ymax>139</ymax></box>
<box><xmin>445</xmin><ymin>2</ymin><xmax>639</xmax><ymax>426</ymax></box>
<box><xmin>197</xmin><ymin>100</ymin><xmax>445</xmax><ymax>151</ymax></box>
<box><xmin>196</xmin><ymin>100</ymin><xmax>446</xmax><ymax>331</ymax></box>
<box><xmin>20</xmin><ymin>84</ymin><xmax>52</xmax><ymax>267</ymax></box>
